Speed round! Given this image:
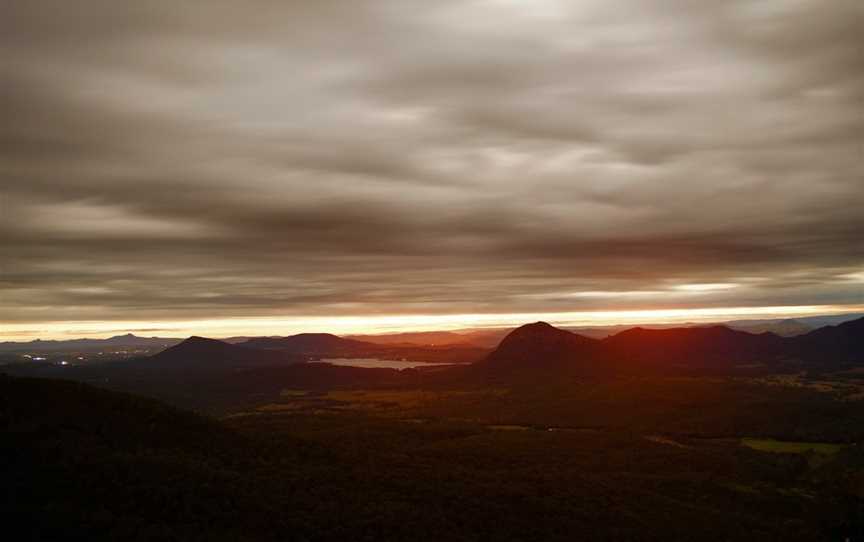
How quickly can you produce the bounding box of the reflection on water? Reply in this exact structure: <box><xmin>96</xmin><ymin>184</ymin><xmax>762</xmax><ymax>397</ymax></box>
<box><xmin>310</xmin><ymin>358</ymin><xmax>453</xmax><ymax>369</ymax></box>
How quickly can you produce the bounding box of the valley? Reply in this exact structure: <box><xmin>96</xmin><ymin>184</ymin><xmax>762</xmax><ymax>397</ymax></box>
<box><xmin>4</xmin><ymin>318</ymin><xmax>864</xmax><ymax>540</ymax></box>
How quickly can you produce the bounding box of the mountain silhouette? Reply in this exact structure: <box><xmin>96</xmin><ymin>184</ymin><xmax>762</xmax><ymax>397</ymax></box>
<box><xmin>791</xmin><ymin>316</ymin><xmax>864</xmax><ymax>364</ymax></box>
<box><xmin>148</xmin><ymin>336</ymin><xmax>298</xmax><ymax>368</ymax></box>
<box><xmin>241</xmin><ymin>333</ymin><xmax>375</xmax><ymax>356</ymax></box>
<box><xmin>0</xmin><ymin>333</ymin><xmax>181</xmax><ymax>352</ymax></box>
<box><xmin>239</xmin><ymin>333</ymin><xmax>488</xmax><ymax>363</ymax></box>
<box><xmin>726</xmin><ymin>318</ymin><xmax>813</xmax><ymax>337</ymax></box>
<box><xmin>483</xmin><ymin>322</ymin><xmax>599</xmax><ymax>373</ymax></box>
<box><xmin>479</xmin><ymin>320</ymin><xmax>844</xmax><ymax>375</ymax></box>
<box><xmin>484</xmin><ymin>317</ymin><xmax>864</xmax><ymax>375</ymax></box>
<box><xmin>600</xmin><ymin>325</ymin><xmax>785</xmax><ymax>368</ymax></box>
<box><xmin>346</xmin><ymin>330</ymin><xmax>481</xmax><ymax>347</ymax></box>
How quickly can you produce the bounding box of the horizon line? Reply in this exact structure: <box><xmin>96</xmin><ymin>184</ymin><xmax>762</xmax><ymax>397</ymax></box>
<box><xmin>2</xmin><ymin>303</ymin><xmax>864</xmax><ymax>342</ymax></box>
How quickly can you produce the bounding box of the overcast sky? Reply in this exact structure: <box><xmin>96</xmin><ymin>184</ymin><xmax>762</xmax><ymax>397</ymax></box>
<box><xmin>1</xmin><ymin>0</ymin><xmax>862</xmax><ymax>338</ymax></box>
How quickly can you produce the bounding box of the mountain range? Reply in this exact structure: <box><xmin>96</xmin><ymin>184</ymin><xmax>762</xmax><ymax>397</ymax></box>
<box><xmin>5</xmin><ymin>312</ymin><xmax>860</xmax><ymax>354</ymax></box>
<box><xmin>3</xmin><ymin>316</ymin><xmax>862</xmax><ymax>415</ymax></box>
<box><xmin>5</xmin><ymin>316</ymin><xmax>862</xmax><ymax>384</ymax></box>
<box><xmin>481</xmin><ymin>316</ymin><xmax>864</xmax><ymax>375</ymax></box>
<box><xmin>347</xmin><ymin>313</ymin><xmax>864</xmax><ymax>345</ymax></box>
<box><xmin>0</xmin><ymin>333</ymin><xmax>183</xmax><ymax>352</ymax></box>
<box><xmin>137</xmin><ymin>315</ymin><xmax>864</xmax><ymax>376</ymax></box>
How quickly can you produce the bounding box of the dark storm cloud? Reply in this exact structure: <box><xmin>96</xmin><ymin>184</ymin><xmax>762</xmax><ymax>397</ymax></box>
<box><xmin>1</xmin><ymin>0</ymin><xmax>863</xmax><ymax>329</ymax></box>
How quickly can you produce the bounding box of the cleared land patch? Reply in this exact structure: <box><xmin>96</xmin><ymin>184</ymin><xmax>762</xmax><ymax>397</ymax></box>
<box><xmin>741</xmin><ymin>438</ymin><xmax>845</xmax><ymax>455</ymax></box>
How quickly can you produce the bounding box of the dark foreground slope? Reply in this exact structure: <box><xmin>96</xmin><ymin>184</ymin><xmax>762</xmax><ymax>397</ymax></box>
<box><xmin>1</xmin><ymin>340</ymin><xmax>413</xmax><ymax>414</ymax></box>
<box><xmin>0</xmin><ymin>376</ymin><xmax>324</xmax><ymax>541</ymax></box>
<box><xmin>4</xmin><ymin>375</ymin><xmax>864</xmax><ymax>541</ymax></box>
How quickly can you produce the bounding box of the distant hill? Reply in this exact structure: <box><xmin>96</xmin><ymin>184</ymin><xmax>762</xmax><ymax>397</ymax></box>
<box><xmin>147</xmin><ymin>336</ymin><xmax>299</xmax><ymax>368</ymax></box>
<box><xmin>560</xmin><ymin>313</ymin><xmax>864</xmax><ymax>339</ymax></box>
<box><xmin>6</xmin><ymin>318</ymin><xmax>862</xmax><ymax>409</ymax></box>
<box><xmin>8</xmin><ymin>312</ymin><xmax>859</xmax><ymax>354</ymax></box>
<box><xmin>783</xmin><ymin>313</ymin><xmax>864</xmax><ymax>329</ymax></box>
<box><xmin>792</xmin><ymin>316</ymin><xmax>864</xmax><ymax>365</ymax></box>
<box><xmin>242</xmin><ymin>333</ymin><xmax>375</xmax><ymax>356</ymax></box>
<box><xmin>2</xmin><ymin>337</ymin><xmax>310</xmax><ymax>412</ymax></box>
<box><xmin>346</xmin><ymin>330</ymin><xmax>481</xmax><ymax>347</ymax></box>
<box><xmin>0</xmin><ymin>333</ymin><xmax>181</xmax><ymax>352</ymax></box>
<box><xmin>725</xmin><ymin>318</ymin><xmax>814</xmax><ymax>337</ymax></box>
<box><xmin>600</xmin><ymin>325</ymin><xmax>785</xmax><ymax>369</ymax></box>
<box><xmin>483</xmin><ymin>322</ymin><xmax>598</xmax><ymax>372</ymax></box>
<box><xmin>242</xmin><ymin>332</ymin><xmax>489</xmax><ymax>364</ymax></box>
<box><xmin>482</xmin><ymin>317</ymin><xmax>864</xmax><ymax>375</ymax></box>
<box><xmin>347</xmin><ymin>329</ymin><xmax>511</xmax><ymax>348</ymax></box>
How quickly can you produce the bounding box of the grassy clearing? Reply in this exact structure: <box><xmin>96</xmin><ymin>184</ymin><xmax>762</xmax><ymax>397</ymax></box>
<box><xmin>488</xmin><ymin>424</ymin><xmax>532</xmax><ymax>431</ymax></box>
<box><xmin>741</xmin><ymin>438</ymin><xmax>845</xmax><ymax>455</ymax></box>
<box><xmin>325</xmin><ymin>389</ymin><xmax>507</xmax><ymax>412</ymax></box>
<box><xmin>749</xmin><ymin>374</ymin><xmax>864</xmax><ymax>400</ymax></box>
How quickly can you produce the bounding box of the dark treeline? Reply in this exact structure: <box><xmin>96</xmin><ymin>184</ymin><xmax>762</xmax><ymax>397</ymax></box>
<box><xmin>3</xmin><ymin>375</ymin><xmax>863</xmax><ymax>541</ymax></box>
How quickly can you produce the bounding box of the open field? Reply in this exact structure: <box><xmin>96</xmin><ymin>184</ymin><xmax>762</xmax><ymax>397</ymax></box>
<box><xmin>6</xmin><ymin>367</ymin><xmax>864</xmax><ymax>541</ymax></box>
<box><xmin>231</xmin><ymin>375</ymin><xmax>864</xmax><ymax>444</ymax></box>
<box><xmin>741</xmin><ymin>438</ymin><xmax>846</xmax><ymax>455</ymax></box>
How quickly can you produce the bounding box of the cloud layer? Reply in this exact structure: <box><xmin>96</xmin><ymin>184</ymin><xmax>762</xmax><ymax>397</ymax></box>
<box><xmin>2</xmin><ymin>0</ymin><xmax>862</xmax><ymax>332</ymax></box>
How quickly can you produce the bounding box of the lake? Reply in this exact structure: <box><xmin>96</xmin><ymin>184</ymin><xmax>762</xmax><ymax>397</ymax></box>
<box><xmin>310</xmin><ymin>358</ymin><xmax>454</xmax><ymax>370</ymax></box>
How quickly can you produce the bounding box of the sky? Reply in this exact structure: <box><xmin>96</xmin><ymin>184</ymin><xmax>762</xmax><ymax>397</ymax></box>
<box><xmin>1</xmin><ymin>0</ymin><xmax>863</xmax><ymax>340</ymax></box>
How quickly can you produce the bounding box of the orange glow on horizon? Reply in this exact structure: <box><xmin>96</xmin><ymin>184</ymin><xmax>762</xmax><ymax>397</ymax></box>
<box><xmin>2</xmin><ymin>304</ymin><xmax>863</xmax><ymax>341</ymax></box>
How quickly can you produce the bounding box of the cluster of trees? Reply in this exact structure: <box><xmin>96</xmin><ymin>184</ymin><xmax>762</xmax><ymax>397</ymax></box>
<box><xmin>3</xmin><ymin>375</ymin><xmax>862</xmax><ymax>541</ymax></box>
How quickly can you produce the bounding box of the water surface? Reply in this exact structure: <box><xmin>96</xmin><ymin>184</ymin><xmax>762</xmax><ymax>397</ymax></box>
<box><xmin>311</xmin><ymin>358</ymin><xmax>453</xmax><ymax>369</ymax></box>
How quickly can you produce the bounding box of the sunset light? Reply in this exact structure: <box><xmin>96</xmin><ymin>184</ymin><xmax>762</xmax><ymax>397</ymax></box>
<box><xmin>3</xmin><ymin>304</ymin><xmax>863</xmax><ymax>341</ymax></box>
<box><xmin>3</xmin><ymin>1</ymin><xmax>863</xmax><ymax>538</ymax></box>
